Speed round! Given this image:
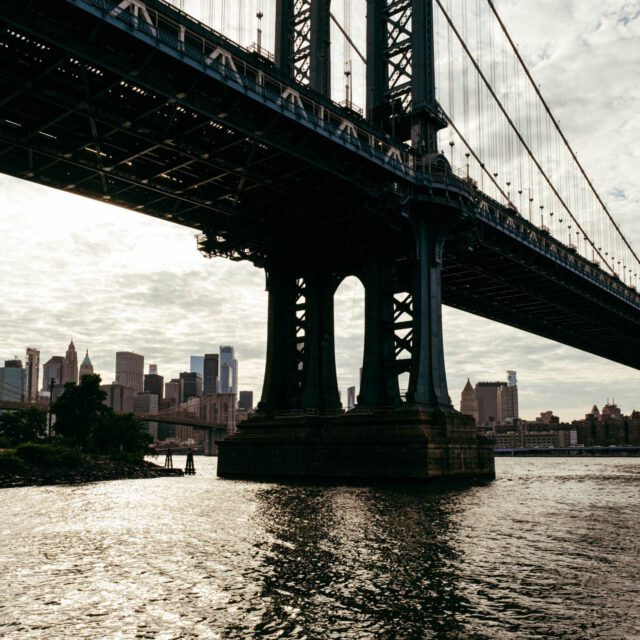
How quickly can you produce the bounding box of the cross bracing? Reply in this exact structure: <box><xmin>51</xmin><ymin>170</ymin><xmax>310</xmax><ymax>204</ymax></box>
<box><xmin>0</xmin><ymin>0</ymin><xmax>640</xmax><ymax>379</ymax></box>
<box><xmin>165</xmin><ymin>0</ymin><xmax>640</xmax><ymax>291</ymax></box>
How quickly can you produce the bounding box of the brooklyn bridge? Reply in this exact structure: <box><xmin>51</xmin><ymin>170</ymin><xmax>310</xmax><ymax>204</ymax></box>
<box><xmin>0</xmin><ymin>0</ymin><xmax>638</xmax><ymax>480</ymax></box>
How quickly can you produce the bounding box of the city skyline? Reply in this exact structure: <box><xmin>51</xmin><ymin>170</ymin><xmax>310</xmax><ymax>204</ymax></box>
<box><xmin>2</xmin><ymin>338</ymin><xmax>638</xmax><ymax>422</ymax></box>
<box><xmin>1</xmin><ymin>0</ymin><xmax>640</xmax><ymax>420</ymax></box>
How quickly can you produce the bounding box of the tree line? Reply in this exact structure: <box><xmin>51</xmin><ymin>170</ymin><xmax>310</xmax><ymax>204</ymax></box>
<box><xmin>0</xmin><ymin>374</ymin><xmax>151</xmax><ymax>459</ymax></box>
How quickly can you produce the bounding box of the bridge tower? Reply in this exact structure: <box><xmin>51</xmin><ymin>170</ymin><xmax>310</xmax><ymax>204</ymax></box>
<box><xmin>217</xmin><ymin>0</ymin><xmax>494</xmax><ymax>482</ymax></box>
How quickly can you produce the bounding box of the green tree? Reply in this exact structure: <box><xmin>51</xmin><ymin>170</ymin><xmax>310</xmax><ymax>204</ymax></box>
<box><xmin>0</xmin><ymin>406</ymin><xmax>47</xmax><ymax>445</ymax></box>
<box><xmin>52</xmin><ymin>374</ymin><xmax>110</xmax><ymax>450</ymax></box>
<box><xmin>51</xmin><ymin>374</ymin><xmax>152</xmax><ymax>461</ymax></box>
<box><xmin>90</xmin><ymin>413</ymin><xmax>152</xmax><ymax>460</ymax></box>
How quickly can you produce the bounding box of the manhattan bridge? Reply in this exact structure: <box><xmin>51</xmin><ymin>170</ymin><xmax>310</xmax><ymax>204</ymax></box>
<box><xmin>0</xmin><ymin>0</ymin><xmax>638</xmax><ymax>480</ymax></box>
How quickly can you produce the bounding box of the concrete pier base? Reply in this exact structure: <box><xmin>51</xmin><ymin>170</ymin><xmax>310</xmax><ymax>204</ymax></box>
<box><xmin>217</xmin><ymin>408</ymin><xmax>495</xmax><ymax>483</ymax></box>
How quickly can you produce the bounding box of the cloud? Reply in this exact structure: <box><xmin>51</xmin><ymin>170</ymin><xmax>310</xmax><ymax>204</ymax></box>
<box><xmin>1</xmin><ymin>1</ymin><xmax>639</xmax><ymax>419</ymax></box>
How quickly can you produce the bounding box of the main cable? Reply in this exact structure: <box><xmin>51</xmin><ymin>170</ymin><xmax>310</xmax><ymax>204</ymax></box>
<box><xmin>484</xmin><ymin>0</ymin><xmax>640</xmax><ymax>271</ymax></box>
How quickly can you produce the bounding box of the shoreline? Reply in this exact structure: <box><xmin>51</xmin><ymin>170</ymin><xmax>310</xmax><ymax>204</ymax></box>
<box><xmin>0</xmin><ymin>458</ymin><xmax>184</xmax><ymax>489</ymax></box>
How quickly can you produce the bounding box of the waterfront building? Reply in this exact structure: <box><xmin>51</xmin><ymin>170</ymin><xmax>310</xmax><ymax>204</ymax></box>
<box><xmin>144</xmin><ymin>365</ymin><xmax>164</xmax><ymax>400</ymax></box>
<box><xmin>203</xmin><ymin>353</ymin><xmax>219</xmax><ymax>395</ymax></box>
<box><xmin>62</xmin><ymin>341</ymin><xmax>78</xmax><ymax>386</ymax></box>
<box><xmin>115</xmin><ymin>351</ymin><xmax>144</xmax><ymax>394</ymax></box>
<box><xmin>535</xmin><ymin>410</ymin><xmax>560</xmax><ymax>424</ymax></box>
<box><xmin>219</xmin><ymin>346</ymin><xmax>237</xmax><ymax>394</ymax></box>
<box><xmin>494</xmin><ymin>427</ymin><xmax>577</xmax><ymax>449</ymax></box>
<box><xmin>25</xmin><ymin>347</ymin><xmax>40</xmax><ymax>402</ymax></box>
<box><xmin>238</xmin><ymin>390</ymin><xmax>253</xmax><ymax>411</ymax></box>
<box><xmin>133</xmin><ymin>392</ymin><xmax>159</xmax><ymax>414</ymax></box>
<box><xmin>79</xmin><ymin>350</ymin><xmax>94</xmax><ymax>379</ymax></box>
<box><xmin>584</xmin><ymin>402</ymin><xmax>622</xmax><ymax>422</ymax></box>
<box><xmin>175</xmin><ymin>424</ymin><xmax>200</xmax><ymax>444</ymax></box>
<box><xmin>475</xmin><ymin>382</ymin><xmax>505</xmax><ymax>428</ymax></box>
<box><xmin>462</xmin><ymin>372</ymin><xmax>519</xmax><ymax>428</ymax></box>
<box><xmin>602</xmin><ymin>402</ymin><xmax>622</xmax><ymax>421</ymax></box>
<box><xmin>586</xmin><ymin>405</ymin><xmax>601</xmax><ymax>420</ymax></box>
<box><xmin>101</xmin><ymin>382</ymin><xmax>134</xmax><ymax>414</ymax></box>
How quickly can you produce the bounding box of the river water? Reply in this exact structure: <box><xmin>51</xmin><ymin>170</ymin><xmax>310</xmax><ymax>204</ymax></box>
<box><xmin>1</xmin><ymin>457</ymin><xmax>639</xmax><ymax>640</ymax></box>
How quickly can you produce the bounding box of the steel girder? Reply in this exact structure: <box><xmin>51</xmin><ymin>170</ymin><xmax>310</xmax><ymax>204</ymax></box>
<box><xmin>275</xmin><ymin>0</ymin><xmax>331</xmax><ymax>96</ymax></box>
<box><xmin>0</xmin><ymin>0</ymin><xmax>639</xmax><ymax>397</ymax></box>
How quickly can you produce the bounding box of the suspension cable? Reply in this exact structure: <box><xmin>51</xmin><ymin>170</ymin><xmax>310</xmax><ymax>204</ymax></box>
<box><xmin>433</xmin><ymin>0</ymin><xmax>612</xmax><ymax>272</ymax></box>
<box><xmin>329</xmin><ymin>12</ymin><xmax>366</xmax><ymax>64</ymax></box>
<box><xmin>484</xmin><ymin>0</ymin><xmax>640</xmax><ymax>269</ymax></box>
<box><xmin>440</xmin><ymin>106</ymin><xmax>510</xmax><ymax>203</ymax></box>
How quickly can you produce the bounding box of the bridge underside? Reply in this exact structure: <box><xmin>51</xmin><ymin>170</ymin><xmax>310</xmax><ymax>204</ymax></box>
<box><xmin>444</xmin><ymin>219</ymin><xmax>640</xmax><ymax>369</ymax></box>
<box><xmin>1</xmin><ymin>1</ymin><xmax>639</xmax><ymax>481</ymax></box>
<box><xmin>1</xmin><ymin>0</ymin><xmax>638</xmax><ymax>374</ymax></box>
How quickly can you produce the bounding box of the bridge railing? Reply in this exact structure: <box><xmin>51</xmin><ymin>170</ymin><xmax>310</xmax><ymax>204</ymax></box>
<box><xmin>72</xmin><ymin>0</ymin><xmax>417</xmax><ymax>178</ymax></box>
<box><xmin>474</xmin><ymin>191</ymin><xmax>640</xmax><ymax>309</ymax></box>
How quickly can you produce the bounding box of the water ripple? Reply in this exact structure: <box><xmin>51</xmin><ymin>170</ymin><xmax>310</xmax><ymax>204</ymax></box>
<box><xmin>0</xmin><ymin>457</ymin><xmax>639</xmax><ymax>639</ymax></box>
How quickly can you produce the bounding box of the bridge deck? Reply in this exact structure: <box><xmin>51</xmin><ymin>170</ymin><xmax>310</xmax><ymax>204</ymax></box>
<box><xmin>0</xmin><ymin>0</ymin><xmax>639</xmax><ymax>371</ymax></box>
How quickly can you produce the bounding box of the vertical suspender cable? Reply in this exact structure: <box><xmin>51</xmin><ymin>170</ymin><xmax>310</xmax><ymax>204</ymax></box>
<box><xmin>475</xmin><ymin>0</ymin><xmax>484</xmax><ymax>188</ymax></box>
<box><xmin>462</xmin><ymin>0</ymin><xmax>469</xmax><ymax>139</ymax></box>
<box><xmin>484</xmin><ymin>0</ymin><xmax>640</xmax><ymax>278</ymax></box>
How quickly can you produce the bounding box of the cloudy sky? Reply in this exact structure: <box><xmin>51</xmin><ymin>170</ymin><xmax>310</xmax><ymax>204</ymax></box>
<box><xmin>1</xmin><ymin>0</ymin><xmax>639</xmax><ymax>420</ymax></box>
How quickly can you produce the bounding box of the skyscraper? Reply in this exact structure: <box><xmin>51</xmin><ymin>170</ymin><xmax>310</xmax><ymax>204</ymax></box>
<box><xmin>179</xmin><ymin>371</ymin><xmax>202</xmax><ymax>402</ymax></box>
<box><xmin>144</xmin><ymin>364</ymin><xmax>164</xmax><ymax>400</ymax></box>
<box><xmin>203</xmin><ymin>353</ymin><xmax>219</xmax><ymax>395</ymax></box>
<box><xmin>62</xmin><ymin>340</ymin><xmax>78</xmax><ymax>386</ymax></box>
<box><xmin>165</xmin><ymin>379</ymin><xmax>181</xmax><ymax>407</ymax></box>
<box><xmin>79</xmin><ymin>350</ymin><xmax>94</xmax><ymax>379</ymax></box>
<box><xmin>462</xmin><ymin>372</ymin><xmax>519</xmax><ymax>428</ymax></box>
<box><xmin>475</xmin><ymin>382</ymin><xmax>506</xmax><ymax>428</ymax></box>
<box><xmin>460</xmin><ymin>378</ymin><xmax>477</xmax><ymax>421</ymax></box>
<box><xmin>219</xmin><ymin>346</ymin><xmax>237</xmax><ymax>394</ymax></box>
<box><xmin>115</xmin><ymin>351</ymin><xmax>144</xmax><ymax>393</ymax></box>
<box><xmin>497</xmin><ymin>371</ymin><xmax>519</xmax><ymax>424</ymax></box>
<box><xmin>42</xmin><ymin>356</ymin><xmax>64</xmax><ymax>392</ymax></box>
<box><xmin>347</xmin><ymin>386</ymin><xmax>356</xmax><ymax>410</ymax></box>
<box><xmin>0</xmin><ymin>360</ymin><xmax>24</xmax><ymax>401</ymax></box>
<box><xmin>101</xmin><ymin>382</ymin><xmax>135</xmax><ymax>414</ymax></box>
<box><xmin>190</xmin><ymin>355</ymin><xmax>204</xmax><ymax>377</ymax></box>
<box><xmin>238</xmin><ymin>390</ymin><xmax>253</xmax><ymax>411</ymax></box>
<box><xmin>25</xmin><ymin>347</ymin><xmax>40</xmax><ymax>402</ymax></box>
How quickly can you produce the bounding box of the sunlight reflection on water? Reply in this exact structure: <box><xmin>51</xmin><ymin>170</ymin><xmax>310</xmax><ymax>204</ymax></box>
<box><xmin>1</xmin><ymin>457</ymin><xmax>639</xmax><ymax>639</ymax></box>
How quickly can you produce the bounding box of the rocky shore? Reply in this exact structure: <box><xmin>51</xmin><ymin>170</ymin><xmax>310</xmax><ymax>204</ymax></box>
<box><xmin>0</xmin><ymin>458</ymin><xmax>184</xmax><ymax>489</ymax></box>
